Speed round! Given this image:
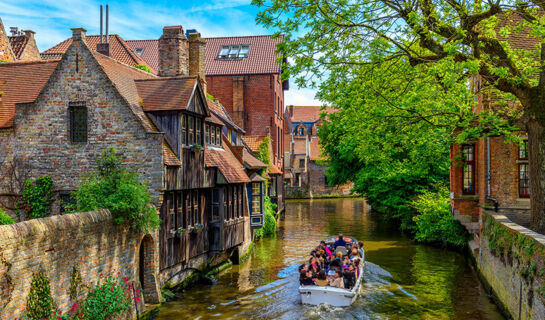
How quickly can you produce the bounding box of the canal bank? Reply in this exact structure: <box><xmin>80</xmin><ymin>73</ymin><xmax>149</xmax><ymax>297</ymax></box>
<box><xmin>153</xmin><ymin>198</ymin><xmax>504</xmax><ymax>319</ymax></box>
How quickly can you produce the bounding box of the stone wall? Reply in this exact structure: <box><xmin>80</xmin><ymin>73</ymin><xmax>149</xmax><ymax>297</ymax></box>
<box><xmin>0</xmin><ymin>209</ymin><xmax>161</xmax><ymax>320</ymax></box>
<box><xmin>473</xmin><ymin>211</ymin><xmax>545</xmax><ymax>320</ymax></box>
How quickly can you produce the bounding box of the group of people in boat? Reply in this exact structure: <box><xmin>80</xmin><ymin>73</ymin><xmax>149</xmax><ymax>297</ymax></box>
<box><xmin>299</xmin><ymin>234</ymin><xmax>364</xmax><ymax>290</ymax></box>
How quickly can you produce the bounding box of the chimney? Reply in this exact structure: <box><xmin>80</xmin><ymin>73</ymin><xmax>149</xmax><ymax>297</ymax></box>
<box><xmin>10</xmin><ymin>27</ymin><xmax>18</xmax><ymax>36</ymax></box>
<box><xmin>71</xmin><ymin>28</ymin><xmax>87</xmax><ymax>42</ymax></box>
<box><xmin>188</xmin><ymin>32</ymin><xmax>206</xmax><ymax>80</ymax></box>
<box><xmin>158</xmin><ymin>26</ymin><xmax>189</xmax><ymax>77</ymax></box>
<box><xmin>23</xmin><ymin>30</ymin><xmax>35</xmax><ymax>38</ymax></box>
<box><xmin>96</xmin><ymin>5</ymin><xmax>110</xmax><ymax>56</ymax></box>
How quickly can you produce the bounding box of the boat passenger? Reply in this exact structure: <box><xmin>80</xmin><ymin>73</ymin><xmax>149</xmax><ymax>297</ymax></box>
<box><xmin>357</xmin><ymin>241</ymin><xmax>365</xmax><ymax>261</ymax></box>
<box><xmin>329</xmin><ymin>252</ymin><xmax>343</xmax><ymax>270</ymax></box>
<box><xmin>320</xmin><ymin>240</ymin><xmax>333</xmax><ymax>257</ymax></box>
<box><xmin>350</xmin><ymin>248</ymin><xmax>360</xmax><ymax>260</ymax></box>
<box><xmin>300</xmin><ymin>270</ymin><xmax>315</xmax><ymax>286</ymax></box>
<box><xmin>353</xmin><ymin>259</ymin><xmax>361</xmax><ymax>278</ymax></box>
<box><xmin>315</xmin><ymin>270</ymin><xmax>329</xmax><ymax>286</ymax></box>
<box><xmin>343</xmin><ymin>265</ymin><xmax>356</xmax><ymax>289</ymax></box>
<box><xmin>309</xmin><ymin>257</ymin><xmax>321</xmax><ymax>275</ymax></box>
<box><xmin>328</xmin><ymin>270</ymin><xmax>345</xmax><ymax>288</ymax></box>
<box><xmin>299</xmin><ymin>264</ymin><xmax>308</xmax><ymax>273</ymax></box>
<box><xmin>317</xmin><ymin>250</ymin><xmax>325</xmax><ymax>268</ymax></box>
<box><xmin>342</xmin><ymin>256</ymin><xmax>351</xmax><ymax>270</ymax></box>
<box><xmin>333</xmin><ymin>233</ymin><xmax>347</xmax><ymax>248</ymax></box>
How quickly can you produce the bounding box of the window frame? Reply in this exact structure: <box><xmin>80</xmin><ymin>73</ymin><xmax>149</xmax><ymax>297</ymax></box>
<box><xmin>196</xmin><ymin>118</ymin><xmax>202</xmax><ymax>145</ymax></box>
<box><xmin>205</xmin><ymin>124</ymin><xmax>210</xmax><ymax>144</ymax></box>
<box><xmin>69</xmin><ymin>102</ymin><xmax>88</xmax><ymax>143</ymax></box>
<box><xmin>216</xmin><ymin>127</ymin><xmax>221</xmax><ymax>146</ymax></box>
<box><xmin>519</xmin><ymin>140</ymin><xmax>529</xmax><ymax>198</ymax></box>
<box><xmin>461</xmin><ymin>144</ymin><xmax>476</xmax><ymax>195</ymax></box>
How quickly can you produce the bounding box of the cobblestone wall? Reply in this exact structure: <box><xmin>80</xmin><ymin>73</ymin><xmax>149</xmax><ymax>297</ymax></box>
<box><xmin>474</xmin><ymin>211</ymin><xmax>545</xmax><ymax>319</ymax></box>
<box><xmin>0</xmin><ymin>209</ymin><xmax>161</xmax><ymax>320</ymax></box>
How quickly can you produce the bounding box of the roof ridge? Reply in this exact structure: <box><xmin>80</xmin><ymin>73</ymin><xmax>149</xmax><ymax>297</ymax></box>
<box><xmin>205</xmin><ymin>34</ymin><xmax>280</xmax><ymax>39</ymax></box>
<box><xmin>112</xmin><ymin>34</ymin><xmax>152</xmax><ymax>69</ymax></box>
<box><xmin>92</xmin><ymin>50</ymin><xmax>159</xmax><ymax>77</ymax></box>
<box><xmin>0</xmin><ymin>59</ymin><xmax>60</xmax><ymax>66</ymax></box>
<box><xmin>134</xmin><ymin>75</ymin><xmax>197</xmax><ymax>82</ymax></box>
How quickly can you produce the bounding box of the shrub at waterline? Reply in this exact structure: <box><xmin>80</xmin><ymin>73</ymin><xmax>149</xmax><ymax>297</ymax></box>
<box><xmin>0</xmin><ymin>208</ymin><xmax>15</xmax><ymax>224</ymax></box>
<box><xmin>72</xmin><ymin>148</ymin><xmax>161</xmax><ymax>232</ymax></box>
<box><xmin>412</xmin><ymin>187</ymin><xmax>470</xmax><ymax>247</ymax></box>
<box><xmin>21</xmin><ymin>176</ymin><xmax>54</xmax><ymax>219</ymax></box>
<box><xmin>263</xmin><ymin>196</ymin><xmax>277</xmax><ymax>236</ymax></box>
<box><xmin>26</xmin><ymin>269</ymin><xmax>54</xmax><ymax>320</ymax></box>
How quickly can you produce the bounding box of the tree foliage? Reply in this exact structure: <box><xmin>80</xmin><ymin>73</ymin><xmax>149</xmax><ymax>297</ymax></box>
<box><xmin>21</xmin><ymin>176</ymin><xmax>54</xmax><ymax>219</ymax></box>
<box><xmin>26</xmin><ymin>269</ymin><xmax>54</xmax><ymax>320</ymax></box>
<box><xmin>254</xmin><ymin>0</ymin><xmax>545</xmax><ymax>232</ymax></box>
<box><xmin>72</xmin><ymin>148</ymin><xmax>161</xmax><ymax>233</ymax></box>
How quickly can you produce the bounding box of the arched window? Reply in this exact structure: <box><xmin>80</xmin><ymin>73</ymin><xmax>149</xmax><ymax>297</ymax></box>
<box><xmin>298</xmin><ymin>126</ymin><xmax>305</xmax><ymax>136</ymax></box>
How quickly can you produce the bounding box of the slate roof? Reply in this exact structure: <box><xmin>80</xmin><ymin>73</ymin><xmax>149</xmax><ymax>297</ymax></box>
<box><xmin>126</xmin><ymin>35</ymin><xmax>283</xmax><ymax>76</ymax></box>
<box><xmin>0</xmin><ymin>60</ymin><xmax>59</xmax><ymax>128</ymax></box>
<box><xmin>134</xmin><ymin>77</ymin><xmax>198</xmax><ymax>111</ymax></box>
<box><xmin>42</xmin><ymin>35</ymin><xmax>154</xmax><ymax>73</ymax></box>
<box><xmin>8</xmin><ymin>35</ymin><xmax>28</xmax><ymax>59</ymax></box>
<box><xmin>205</xmin><ymin>138</ymin><xmax>250</xmax><ymax>184</ymax></box>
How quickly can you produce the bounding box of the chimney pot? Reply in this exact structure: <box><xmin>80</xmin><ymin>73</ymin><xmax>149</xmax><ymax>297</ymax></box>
<box><xmin>71</xmin><ymin>28</ymin><xmax>87</xmax><ymax>42</ymax></box>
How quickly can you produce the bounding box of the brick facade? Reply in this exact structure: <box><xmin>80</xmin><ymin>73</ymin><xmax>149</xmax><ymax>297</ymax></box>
<box><xmin>158</xmin><ymin>26</ymin><xmax>189</xmax><ymax>77</ymax></box>
<box><xmin>0</xmin><ymin>210</ymin><xmax>161</xmax><ymax>320</ymax></box>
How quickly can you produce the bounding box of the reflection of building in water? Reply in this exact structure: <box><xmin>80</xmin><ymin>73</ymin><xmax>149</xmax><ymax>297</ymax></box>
<box><xmin>237</xmin><ymin>255</ymin><xmax>254</xmax><ymax>292</ymax></box>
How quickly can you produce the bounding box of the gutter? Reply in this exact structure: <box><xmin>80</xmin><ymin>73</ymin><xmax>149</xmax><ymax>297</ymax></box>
<box><xmin>486</xmin><ymin>137</ymin><xmax>499</xmax><ymax>212</ymax></box>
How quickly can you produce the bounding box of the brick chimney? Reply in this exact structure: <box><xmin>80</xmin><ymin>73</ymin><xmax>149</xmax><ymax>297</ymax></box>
<box><xmin>159</xmin><ymin>26</ymin><xmax>189</xmax><ymax>77</ymax></box>
<box><xmin>188</xmin><ymin>32</ymin><xmax>206</xmax><ymax>80</ymax></box>
<box><xmin>96</xmin><ymin>42</ymin><xmax>110</xmax><ymax>56</ymax></box>
<box><xmin>71</xmin><ymin>28</ymin><xmax>87</xmax><ymax>42</ymax></box>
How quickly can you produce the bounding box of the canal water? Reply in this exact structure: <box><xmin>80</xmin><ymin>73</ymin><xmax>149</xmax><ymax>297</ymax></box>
<box><xmin>154</xmin><ymin>198</ymin><xmax>505</xmax><ymax>320</ymax></box>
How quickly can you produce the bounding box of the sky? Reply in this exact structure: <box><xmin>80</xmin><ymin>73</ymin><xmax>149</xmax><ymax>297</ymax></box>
<box><xmin>0</xmin><ymin>0</ymin><xmax>321</xmax><ymax>106</ymax></box>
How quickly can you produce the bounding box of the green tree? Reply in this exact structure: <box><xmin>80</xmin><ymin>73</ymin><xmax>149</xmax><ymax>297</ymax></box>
<box><xmin>26</xmin><ymin>269</ymin><xmax>54</xmax><ymax>320</ymax></box>
<box><xmin>73</xmin><ymin>148</ymin><xmax>161</xmax><ymax>232</ymax></box>
<box><xmin>0</xmin><ymin>208</ymin><xmax>14</xmax><ymax>225</ymax></box>
<box><xmin>254</xmin><ymin>0</ymin><xmax>545</xmax><ymax>232</ymax></box>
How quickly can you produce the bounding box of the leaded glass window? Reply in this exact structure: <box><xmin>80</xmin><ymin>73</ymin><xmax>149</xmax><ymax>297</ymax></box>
<box><xmin>69</xmin><ymin>102</ymin><xmax>87</xmax><ymax>143</ymax></box>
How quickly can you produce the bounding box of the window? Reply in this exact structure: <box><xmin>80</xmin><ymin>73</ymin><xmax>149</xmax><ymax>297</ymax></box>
<box><xmin>188</xmin><ymin>116</ymin><xmax>195</xmax><ymax>145</ymax></box>
<box><xmin>298</xmin><ymin>127</ymin><xmax>305</xmax><ymax>136</ymax></box>
<box><xmin>196</xmin><ymin>118</ymin><xmax>202</xmax><ymax>145</ymax></box>
<box><xmin>216</xmin><ymin>127</ymin><xmax>221</xmax><ymax>146</ymax></box>
<box><xmin>178</xmin><ymin>193</ymin><xmax>185</xmax><ymax>229</ymax></box>
<box><xmin>135</xmin><ymin>47</ymin><xmax>144</xmax><ymax>55</ymax></box>
<box><xmin>193</xmin><ymin>191</ymin><xmax>199</xmax><ymax>225</ymax></box>
<box><xmin>234</xmin><ymin>186</ymin><xmax>239</xmax><ymax>218</ymax></box>
<box><xmin>217</xmin><ymin>44</ymin><xmax>251</xmax><ymax>59</ymax></box>
<box><xmin>211</xmin><ymin>188</ymin><xmax>220</xmax><ymax>221</ymax></box>
<box><xmin>205</xmin><ymin>124</ymin><xmax>210</xmax><ymax>144</ymax></box>
<box><xmin>299</xmin><ymin>158</ymin><xmax>305</xmax><ymax>169</ymax></box>
<box><xmin>462</xmin><ymin>144</ymin><xmax>475</xmax><ymax>194</ymax></box>
<box><xmin>185</xmin><ymin>191</ymin><xmax>192</xmax><ymax>226</ymax></box>
<box><xmin>519</xmin><ymin>140</ymin><xmax>529</xmax><ymax>198</ymax></box>
<box><xmin>169</xmin><ymin>193</ymin><xmax>176</xmax><ymax>233</ymax></box>
<box><xmin>295</xmin><ymin>173</ymin><xmax>301</xmax><ymax>186</ymax></box>
<box><xmin>69</xmin><ymin>102</ymin><xmax>87</xmax><ymax>143</ymax></box>
<box><xmin>223</xmin><ymin>187</ymin><xmax>229</xmax><ymax>222</ymax></box>
<box><xmin>210</xmin><ymin>125</ymin><xmax>216</xmax><ymax>145</ymax></box>
<box><xmin>228</xmin><ymin>129</ymin><xmax>232</xmax><ymax>142</ymax></box>
<box><xmin>252</xmin><ymin>183</ymin><xmax>261</xmax><ymax>213</ymax></box>
<box><xmin>218</xmin><ymin>45</ymin><xmax>230</xmax><ymax>58</ymax></box>
<box><xmin>182</xmin><ymin>114</ymin><xmax>187</xmax><ymax>146</ymax></box>
<box><xmin>232</xmin><ymin>131</ymin><xmax>237</xmax><ymax>145</ymax></box>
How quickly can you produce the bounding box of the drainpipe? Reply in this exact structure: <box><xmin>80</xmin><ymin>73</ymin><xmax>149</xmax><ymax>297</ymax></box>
<box><xmin>486</xmin><ymin>137</ymin><xmax>499</xmax><ymax>212</ymax></box>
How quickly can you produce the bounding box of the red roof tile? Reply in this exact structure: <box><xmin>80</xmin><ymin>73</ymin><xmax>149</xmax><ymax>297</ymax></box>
<box><xmin>205</xmin><ymin>139</ymin><xmax>250</xmax><ymax>184</ymax></box>
<box><xmin>206</xmin><ymin>98</ymin><xmax>244</xmax><ymax>132</ymax></box>
<box><xmin>8</xmin><ymin>35</ymin><xmax>29</xmax><ymax>59</ymax></box>
<box><xmin>290</xmin><ymin>106</ymin><xmax>335</xmax><ymax>122</ymax></box>
<box><xmin>125</xmin><ymin>40</ymin><xmax>159</xmax><ymax>71</ymax></box>
<box><xmin>43</xmin><ymin>35</ymin><xmax>154</xmax><ymax>73</ymax></box>
<box><xmin>269</xmin><ymin>163</ymin><xmax>282</xmax><ymax>175</ymax></box>
<box><xmin>134</xmin><ymin>77</ymin><xmax>197</xmax><ymax>111</ymax></box>
<box><xmin>243</xmin><ymin>147</ymin><xmax>267</xmax><ymax>169</ymax></box>
<box><xmin>205</xmin><ymin>112</ymin><xmax>225</xmax><ymax>126</ymax></box>
<box><xmin>205</xmin><ymin>35</ymin><xmax>283</xmax><ymax>75</ymax></box>
<box><xmin>163</xmin><ymin>140</ymin><xmax>181</xmax><ymax>166</ymax></box>
<box><xmin>126</xmin><ymin>35</ymin><xmax>283</xmax><ymax>76</ymax></box>
<box><xmin>243</xmin><ymin>135</ymin><xmax>266</xmax><ymax>152</ymax></box>
<box><xmin>0</xmin><ymin>60</ymin><xmax>59</xmax><ymax>128</ymax></box>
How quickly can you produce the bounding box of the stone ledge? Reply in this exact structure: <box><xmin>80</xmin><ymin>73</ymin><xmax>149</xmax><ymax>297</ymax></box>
<box><xmin>0</xmin><ymin>209</ymin><xmax>112</xmax><ymax>241</ymax></box>
<box><xmin>483</xmin><ymin>210</ymin><xmax>545</xmax><ymax>247</ymax></box>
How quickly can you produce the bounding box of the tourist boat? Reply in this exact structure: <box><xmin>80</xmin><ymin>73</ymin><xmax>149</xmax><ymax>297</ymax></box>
<box><xmin>299</xmin><ymin>236</ymin><xmax>365</xmax><ymax>307</ymax></box>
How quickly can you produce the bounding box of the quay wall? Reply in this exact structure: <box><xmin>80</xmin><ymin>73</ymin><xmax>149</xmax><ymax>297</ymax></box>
<box><xmin>0</xmin><ymin>210</ymin><xmax>161</xmax><ymax>320</ymax></box>
<box><xmin>472</xmin><ymin>211</ymin><xmax>545</xmax><ymax>319</ymax></box>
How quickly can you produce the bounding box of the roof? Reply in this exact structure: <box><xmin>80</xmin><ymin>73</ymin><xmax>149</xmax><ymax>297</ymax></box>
<box><xmin>207</xmin><ymin>98</ymin><xmax>244</xmax><ymax>132</ymax></box>
<box><xmin>125</xmin><ymin>40</ymin><xmax>159</xmax><ymax>71</ymax></box>
<box><xmin>134</xmin><ymin>77</ymin><xmax>198</xmax><ymax>111</ymax></box>
<box><xmin>496</xmin><ymin>12</ymin><xmax>541</xmax><ymax>52</ymax></box>
<box><xmin>0</xmin><ymin>60</ymin><xmax>60</xmax><ymax>128</ymax></box>
<box><xmin>205</xmin><ymin>139</ymin><xmax>250</xmax><ymax>184</ymax></box>
<box><xmin>243</xmin><ymin>147</ymin><xmax>267</xmax><ymax>169</ymax></box>
<box><xmin>40</xmin><ymin>52</ymin><xmax>63</xmax><ymax>60</ymax></box>
<box><xmin>42</xmin><ymin>35</ymin><xmax>154</xmax><ymax>73</ymax></box>
<box><xmin>205</xmin><ymin>112</ymin><xmax>225</xmax><ymax>126</ymax></box>
<box><xmin>163</xmin><ymin>140</ymin><xmax>181</xmax><ymax>166</ymax></box>
<box><xmin>125</xmin><ymin>35</ymin><xmax>283</xmax><ymax>76</ymax></box>
<box><xmin>90</xmin><ymin>50</ymin><xmax>159</xmax><ymax>132</ymax></box>
<box><xmin>250</xmin><ymin>172</ymin><xmax>266</xmax><ymax>182</ymax></box>
<box><xmin>243</xmin><ymin>135</ymin><xmax>266</xmax><ymax>152</ymax></box>
<box><xmin>8</xmin><ymin>35</ymin><xmax>28</xmax><ymax>59</ymax></box>
<box><xmin>290</xmin><ymin>106</ymin><xmax>334</xmax><ymax>123</ymax></box>
<box><xmin>269</xmin><ymin>163</ymin><xmax>282</xmax><ymax>175</ymax></box>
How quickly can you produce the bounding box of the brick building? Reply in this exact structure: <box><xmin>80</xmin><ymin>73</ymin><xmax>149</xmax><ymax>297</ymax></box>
<box><xmin>284</xmin><ymin>106</ymin><xmax>353</xmax><ymax>198</ymax></box>
<box><xmin>0</xmin><ymin>18</ymin><xmax>41</xmax><ymax>62</ymax></box>
<box><xmin>122</xmin><ymin>35</ymin><xmax>288</xmax><ymax>210</ymax></box>
<box><xmin>0</xmin><ymin>25</ymin><xmax>265</xmax><ymax>290</ymax></box>
<box><xmin>450</xmin><ymin>17</ymin><xmax>536</xmax><ymax>233</ymax></box>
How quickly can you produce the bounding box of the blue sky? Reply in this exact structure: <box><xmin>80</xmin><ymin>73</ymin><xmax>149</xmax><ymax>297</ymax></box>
<box><xmin>0</xmin><ymin>0</ymin><xmax>320</xmax><ymax>106</ymax></box>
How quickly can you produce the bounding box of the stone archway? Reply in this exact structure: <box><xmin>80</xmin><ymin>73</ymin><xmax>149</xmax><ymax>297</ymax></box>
<box><xmin>138</xmin><ymin>234</ymin><xmax>160</xmax><ymax>304</ymax></box>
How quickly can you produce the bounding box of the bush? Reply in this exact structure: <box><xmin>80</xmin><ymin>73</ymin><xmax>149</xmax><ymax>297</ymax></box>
<box><xmin>82</xmin><ymin>275</ymin><xmax>131</xmax><ymax>320</ymax></box>
<box><xmin>0</xmin><ymin>208</ymin><xmax>15</xmax><ymax>225</ymax></box>
<box><xmin>73</xmin><ymin>148</ymin><xmax>161</xmax><ymax>232</ymax></box>
<box><xmin>26</xmin><ymin>269</ymin><xmax>54</xmax><ymax>320</ymax></box>
<box><xmin>412</xmin><ymin>187</ymin><xmax>470</xmax><ymax>247</ymax></box>
<box><xmin>21</xmin><ymin>176</ymin><xmax>54</xmax><ymax>219</ymax></box>
<box><xmin>262</xmin><ymin>196</ymin><xmax>277</xmax><ymax>236</ymax></box>
<box><xmin>134</xmin><ymin>64</ymin><xmax>151</xmax><ymax>73</ymax></box>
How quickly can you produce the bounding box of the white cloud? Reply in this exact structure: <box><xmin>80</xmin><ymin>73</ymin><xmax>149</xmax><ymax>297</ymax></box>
<box><xmin>284</xmin><ymin>87</ymin><xmax>322</xmax><ymax>107</ymax></box>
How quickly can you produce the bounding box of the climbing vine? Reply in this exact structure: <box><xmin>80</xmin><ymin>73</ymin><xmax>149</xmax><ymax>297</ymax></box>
<box><xmin>21</xmin><ymin>176</ymin><xmax>54</xmax><ymax>219</ymax></box>
<box><xmin>0</xmin><ymin>248</ymin><xmax>13</xmax><ymax>313</ymax></box>
<box><xmin>26</xmin><ymin>269</ymin><xmax>54</xmax><ymax>320</ymax></box>
<box><xmin>69</xmin><ymin>266</ymin><xmax>82</xmax><ymax>300</ymax></box>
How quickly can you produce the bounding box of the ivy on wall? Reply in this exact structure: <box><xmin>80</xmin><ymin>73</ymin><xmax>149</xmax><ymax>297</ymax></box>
<box><xmin>21</xmin><ymin>176</ymin><xmax>54</xmax><ymax>219</ymax></box>
<box><xmin>26</xmin><ymin>269</ymin><xmax>54</xmax><ymax>320</ymax></box>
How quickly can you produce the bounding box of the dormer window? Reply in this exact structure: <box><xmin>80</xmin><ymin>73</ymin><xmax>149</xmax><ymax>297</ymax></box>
<box><xmin>217</xmin><ymin>44</ymin><xmax>251</xmax><ymax>59</ymax></box>
<box><xmin>135</xmin><ymin>47</ymin><xmax>144</xmax><ymax>55</ymax></box>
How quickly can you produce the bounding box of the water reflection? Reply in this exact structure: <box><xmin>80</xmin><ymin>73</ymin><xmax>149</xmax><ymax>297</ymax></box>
<box><xmin>154</xmin><ymin>198</ymin><xmax>504</xmax><ymax>320</ymax></box>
